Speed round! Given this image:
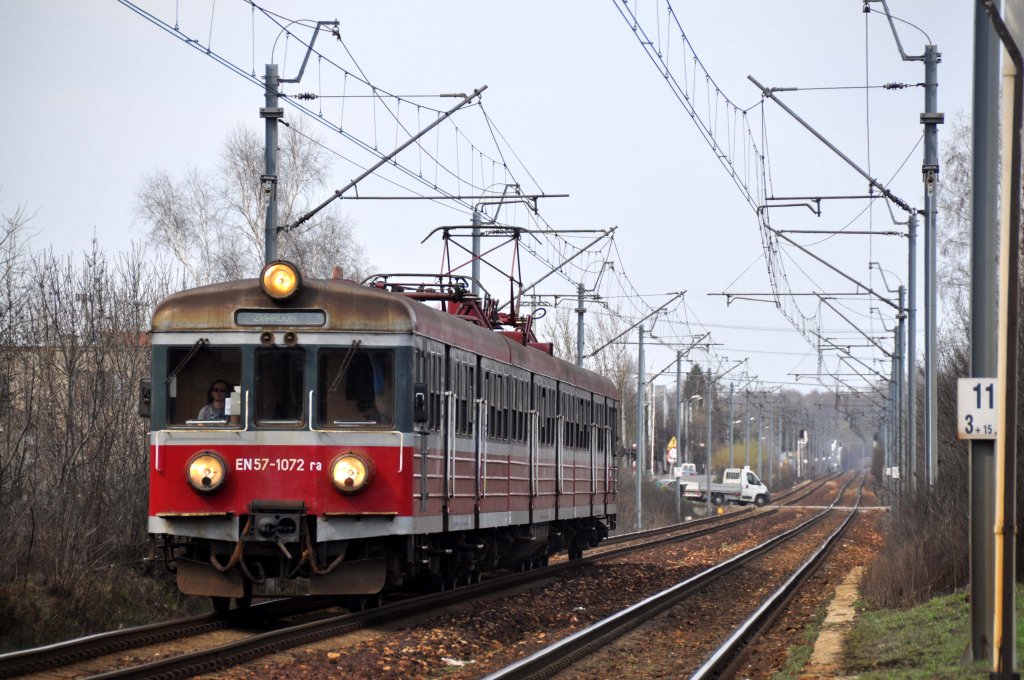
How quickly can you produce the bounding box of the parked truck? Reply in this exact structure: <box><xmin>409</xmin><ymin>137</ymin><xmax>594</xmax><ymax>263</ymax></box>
<box><xmin>680</xmin><ymin>466</ymin><xmax>770</xmax><ymax>507</ymax></box>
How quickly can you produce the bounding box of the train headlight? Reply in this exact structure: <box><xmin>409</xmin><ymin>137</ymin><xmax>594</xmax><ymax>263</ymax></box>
<box><xmin>260</xmin><ymin>260</ymin><xmax>302</xmax><ymax>301</ymax></box>
<box><xmin>330</xmin><ymin>453</ymin><xmax>373</xmax><ymax>494</ymax></box>
<box><xmin>186</xmin><ymin>451</ymin><xmax>227</xmax><ymax>493</ymax></box>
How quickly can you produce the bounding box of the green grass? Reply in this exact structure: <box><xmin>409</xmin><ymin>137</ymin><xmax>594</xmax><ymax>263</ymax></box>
<box><xmin>839</xmin><ymin>587</ymin><xmax>1024</xmax><ymax>678</ymax></box>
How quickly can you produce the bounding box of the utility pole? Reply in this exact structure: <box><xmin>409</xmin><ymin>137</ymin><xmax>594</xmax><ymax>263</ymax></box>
<box><xmin>969</xmin><ymin>1</ymin><xmax>999</xmax><ymax>660</ymax></box>
<box><xmin>675</xmin><ymin>353</ymin><xmax>683</xmax><ymax>517</ymax></box>
<box><xmin>908</xmin><ymin>213</ymin><xmax>918</xmax><ymax>494</ymax></box>
<box><xmin>897</xmin><ymin>285</ymin><xmax>906</xmax><ymax>498</ymax></box>
<box><xmin>635</xmin><ymin>325</ymin><xmax>645</xmax><ymax>530</ymax></box>
<box><xmin>684</xmin><ymin>396</ymin><xmax>690</xmax><ymax>465</ymax></box>
<box><xmin>705</xmin><ymin>367</ymin><xmax>713</xmax><ymax>515</ymax></box>
<box><xmin>867</xmin><ymin>0</ymin><xmax>943</xmax><ymax>486</ymax></box>
<box><xmin>262</xmin><ymin>63</ymin><xmax>281</xmax><ymax>264</ymax></box>
<box><xmin>261</xmin><ymin>21</ymin><xmax>338</xmax><ymax>265</ymax></box>
<box><xmin>757</xmin><ymin>401</ymin><xmax>764</xmax><ymax>477</ymax></box>
<box><xmin>985</xmin><ymin>4</ymin><xmax>1022</xmax><ymax>674</ymax></box>
<box><xmin>576</xmin><ymin>281</ymin><xmax>585</xmax><ymax>367</ymax></box>
<box><xmin>923</xmin><ymin>42</ymin><xmax>942</xmax><ymax>487</ymax></box>
<box><xmin>768</xmin><ymin>400</ymin><xmax>775</xmax><ymax>486</ymax></box>
<box><xmin>471</xmin><ymin>210</ymin><xmax>482</xmax><ymax>297</ymax></box>
<box><xmin>745</xmin><ymin>392</ymin><xmax>752</xmax><ymax>467</ymax></box>
<box><xmin>728</xmin><ymin>383</ymin><xmax>735</xmax><ymax>468</ymax></box>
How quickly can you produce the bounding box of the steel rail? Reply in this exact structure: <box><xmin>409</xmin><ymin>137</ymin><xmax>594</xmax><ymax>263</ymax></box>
<box><xmin>71</xmin><ymin>505</ymin><xmax>782</xmax><ymax>679</ymax></box>
<box><xmin>4</xmin><ymin>475</ymin><xmax>833</xmax><ymax>679</ymax></box>
<box><xmin>0</xmin><ymin>597</ymin><xmax>328</xmax><ymax>678</ymax></box>
<box><xmin>481</xmin><ymin>492</ymin><xmax>847</xmax><ymax>680</ymax></box>
<box><xmin>693</xmin><ymin>473</ymin><xmax>865</xmax><ymax>678</ymax></box>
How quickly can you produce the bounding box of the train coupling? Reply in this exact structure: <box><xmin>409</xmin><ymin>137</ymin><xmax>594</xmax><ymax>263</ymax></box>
<box><xmin>244</xmin><ymin>500</ymin><xmax>306</xmax><ymax>546</ymax></box>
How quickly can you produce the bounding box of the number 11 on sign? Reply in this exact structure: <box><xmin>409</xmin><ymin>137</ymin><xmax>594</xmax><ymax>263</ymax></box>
<box><xmin>957</xmin><ymin>378</ymin><xmax>998</xmax><ymax>440</ymax></box>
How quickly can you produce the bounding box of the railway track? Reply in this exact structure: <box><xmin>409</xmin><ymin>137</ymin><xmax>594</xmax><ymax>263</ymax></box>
<box><xmin>0</xmin><ymin>501</ymin><xmax>795</xmax><ymax>679</ymax></box>
<box><xmin>480</xmin><ymin>472</ymin><xmax>865</xmax><ymax>679</ymax></box>
<box><xmin>1</xmin><ymin>473</ymin><xmax>863</xmax><ymax>679</ymax></box>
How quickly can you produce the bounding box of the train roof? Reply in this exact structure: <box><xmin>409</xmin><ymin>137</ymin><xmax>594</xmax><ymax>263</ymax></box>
<box><xmin>151</xmin><ymin>277</ymin><xmax>617</xmax><ymax>397</ymax></box>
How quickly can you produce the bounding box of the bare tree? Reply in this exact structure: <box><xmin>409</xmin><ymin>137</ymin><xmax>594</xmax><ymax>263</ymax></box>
<box><xmin>545</xmin><ymin>305</ymin><xmax>637</xmax><ymax>451</ymax></box>
<box><xmin>0</xmin><ymin>222</ymin><xmax>169</xmax><ymax>599</ymax></box>
<box><xmin>136</xmin><ymin>118</ymin><xmax>370</xmax><ymax>283</ymax></box>
<box><xmin>937</xmin><ymin>113</ymin><xmax>973</xmax><ymax>333</ymax></box>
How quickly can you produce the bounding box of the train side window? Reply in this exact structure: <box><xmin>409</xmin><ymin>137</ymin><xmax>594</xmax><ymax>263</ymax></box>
<box><xmin>255</xmin><ymin>348</ymin><xmax>305</xmax><ymax>425</ymax></box>
<box><xmin>165</xmin><ymin>346</ymin><xmax>241</xmax><ymax>426</ymax></box>
<box><xmin>495</xmin><ymin>373</ymin><xmax>505</xmax><ymax>440</ymax></box>
<box><xmin>545</xmin><ymin>388</ymin><xmax>555</xmax><ymax>446</ymax></box>
<box><xmin>511</xmin><ymin>379</ymin><xmax>520</xmax><ymax>442</ymax></box>
<box><xmin>431</xmin><ymin>353</ymin><xmax>442</xmax><ymax>431</ymax></box>
<box><xmin>317</xmin><ymin>348</ymin><xmax>394</xmax><ymax>427</ymax></box>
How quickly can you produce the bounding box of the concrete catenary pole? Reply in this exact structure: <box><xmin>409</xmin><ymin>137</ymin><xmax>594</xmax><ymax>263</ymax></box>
<box><xmin>728</xmin><ymin>383</ymin><xmax>735</xmax><ymax>468</ymax></box>
<box><xmin>705</xmin><ymin>368</ymin><xmax>712</xmax><ymax>515</ymax></box>
<box><xmin>923</xmin><ymin>43</ymin><xmax>942</xmax><ymax>487</ymax></box>
<box><xmin>471</xmin><ymin>210</ymin><xmax>482</xmax><ymax>297</ymax></box>
<box><xmin>262</xmin><ymin>64</ymin><xmax>281</xmax><ymax>264</ymax></box>
<box><xmin>635</xmin><ymin>325</ymin><xmax>645</xmax><ymax>529</ymax></box>
<box><xmin>969</xmin><ymin>1</ymin><xmax>999</xmax><ymax>661</ymax></box>
<box><xmin>990</xmin><ymin>4</ymin><xmax>1022</xmax><ymax>672</ymax></box>
<box><xmin>576</xmin><ymin>282</ymin><xmax>585</xmax><ymax>367</ymax></box>
<box><xmin>675</xmin><ymin>353</ymin><xmax>683</xmax><ymax>517</ymax></box>
<box><xmin>744</xmin><ymin>392</ymin><xmax>752</xmax><ymax>467</ymax></box>
<box><xmin>907</xmin><ymin>213</ymin><xmax>918</xmax><ymax>493</ymax></box>
<box><xmin>897</xmin><ymin>285</ymin><xmax>906</xmax><ymax>498</ymax></box>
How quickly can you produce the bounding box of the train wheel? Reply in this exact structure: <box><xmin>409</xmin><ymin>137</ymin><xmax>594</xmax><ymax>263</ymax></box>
<box><xmin>211</xmin><ymin>596</ymin><xmax>231</xmax><ymax>615</ymax></box>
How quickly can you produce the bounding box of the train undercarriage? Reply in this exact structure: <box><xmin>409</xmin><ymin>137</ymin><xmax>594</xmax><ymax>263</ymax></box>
<box><xmin>157</xmin><ymin>515</ymin><xmax>614</xmax><ymax>612</ymax></box>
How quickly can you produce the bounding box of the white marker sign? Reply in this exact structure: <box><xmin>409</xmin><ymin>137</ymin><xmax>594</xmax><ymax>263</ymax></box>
<box><xmin>957</xmin><ymin>378</ymin><xmax>998</xmax><ymax>440</ymax></box>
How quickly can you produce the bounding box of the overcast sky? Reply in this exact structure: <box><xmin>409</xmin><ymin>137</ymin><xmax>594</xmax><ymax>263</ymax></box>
<box><xmin>0</xmin><ymin>1</ymin><xmax>976</xmax><ymax>395</ymax></box>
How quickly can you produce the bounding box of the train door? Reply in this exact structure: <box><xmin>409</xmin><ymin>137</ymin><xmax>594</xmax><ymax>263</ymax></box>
<box><xmin>477</xmin><ymin>361</ymin><xmax>510</xmax><ymax>528</ymax></box>
<box><xmin>606</xmin><ymin>400</ymin><xmax>618</xmax><ymax>515</ymax></box>
<box><xmin>443</xmin><ymin>348</ymin><xmax>476</xmax><ymax>532</ymax></box>
<box><xmin>413</xmin><ymin>342</ymin><xmax>445</xmax><ymax>522</ymax></box>
<box><xmin>589</xmin><ymin>397</ymin><xmax>599</xmax><ymax>517</ymax></box>
<box><xmin>506</xmin><ymin>370</ymin><xmax>531</xmax><ymax>527</ymax></box>
<box><xmin>556</xmin><ymin>386</ymin><xmax>573</xmax><ymax>521</ymax></box>
<box><xmin>575</xmin><ymin>392</ymin><xmax>594</xmax><ymax>519</ymax></box>
<box><xmin>532</xmin><ymin>377</ymin><xmax>557</xmax><ymax>523</ymax></box>
<box><xmin>593</xmin><ymin>397</ymin><xmax>612</xmax><ymax>516</ymax></box>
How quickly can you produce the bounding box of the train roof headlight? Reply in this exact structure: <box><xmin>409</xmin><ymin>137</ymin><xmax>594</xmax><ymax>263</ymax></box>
<box><xmin>331</xmin><ymin>453</ymin><xmax>373</xmax><ymax>494</ymax></box>
<box><xmin>187</xmin><ymin>451</ymin><xmax>227</xmax><ymax>493</ymax></box>
<box><xmin>261</xmin><ymin>260</ymin><xmax>302</xmax><ymax>301</ymax></box>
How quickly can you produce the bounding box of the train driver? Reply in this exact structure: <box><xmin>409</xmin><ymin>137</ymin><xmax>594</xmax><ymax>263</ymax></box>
<box><xmin>197</xmin><ymin>379</ymin><xmax>230</xmax><ymax>421</ymax></box>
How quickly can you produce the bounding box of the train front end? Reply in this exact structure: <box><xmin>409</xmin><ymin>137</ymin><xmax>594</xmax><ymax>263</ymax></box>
<box><xmin>147</xmin><ymin>262</ymin><xmax>414</xmax><ymax>606</ymax></box>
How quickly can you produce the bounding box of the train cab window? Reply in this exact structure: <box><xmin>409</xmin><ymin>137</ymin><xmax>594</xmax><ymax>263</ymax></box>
<box><xmin>165</xmin><ymin>346</ymin><xmax>241</xmax><ymax>426</ymax></box>
<box><xmin>318</xmin><ymin>348</ymin><xmax>394</xmax><ymax>427</ymax></box>
<box><xmin>255</xmin><ymin>348</ymin><xmax>305</xmax><ymax>425</ymax></box>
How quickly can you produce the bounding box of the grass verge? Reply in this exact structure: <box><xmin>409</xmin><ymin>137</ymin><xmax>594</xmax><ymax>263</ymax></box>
<box><xmin>841</xmin><ymin>586</ymin><xmax>1024</xmax><ymax>678</ymax></box>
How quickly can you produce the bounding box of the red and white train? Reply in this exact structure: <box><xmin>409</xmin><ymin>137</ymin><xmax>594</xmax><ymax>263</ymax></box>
<box><xmin>146</xmin><ymin>261</ymin><xmax>619</xmax><ymax>609</ymax></box>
